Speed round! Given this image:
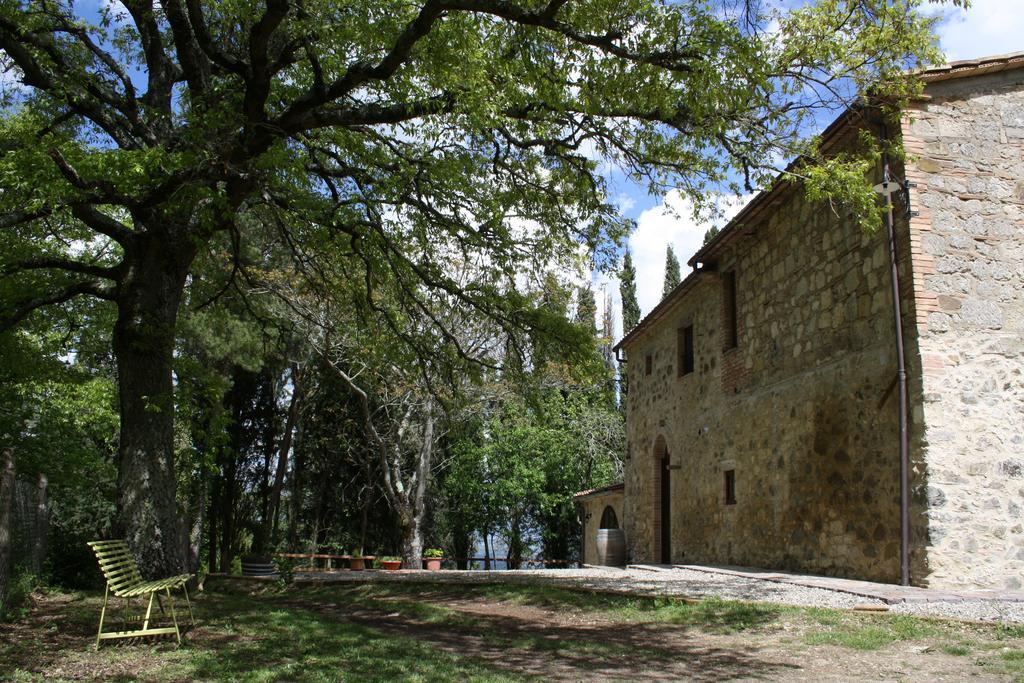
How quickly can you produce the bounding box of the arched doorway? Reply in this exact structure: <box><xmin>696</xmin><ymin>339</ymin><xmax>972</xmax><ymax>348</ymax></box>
<box><xmin>599</xmin><ymin>505</ymin><xmax>619</xmax><ymax>529</ymax></box>
<box><xmin>654</xmin><ymin>435</ymin><xmax>671</xmax><ymax>564</ymax></box>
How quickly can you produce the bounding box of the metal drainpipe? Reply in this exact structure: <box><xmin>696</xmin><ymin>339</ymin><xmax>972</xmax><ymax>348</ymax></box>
<box><xmin>879</xmin><ymin>146</ymin><xmax>911</xmax><ymax>587</ymax></box>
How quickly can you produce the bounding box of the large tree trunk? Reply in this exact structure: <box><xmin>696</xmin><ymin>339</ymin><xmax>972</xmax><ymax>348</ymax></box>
<box><xmin>286</xmin><ymin>442</ymin><xmax>305</xmax><ymax>551</ymax></box>
<box><xmin>0</xmin><ymin>448</ymin><xmax>14</xmax><ymax>615</ymax></box>
<box><xmin>483</xmin><ymin>527</ymin><xmax>491</xmax><ymax>571</ymax></box>
<box><xmin>507</xmin><ymin>514</ymin><xmax>523</xmax><ymax>570</ymax></box>
<box><xmin>401</xmin><ymin>512</ymin><xmax>424</xmax><ymax>568</ymax></box>
<box><xmin>186</xmin><ymin>471</ymin><xmax>206</xmax><ymax>577</ymax></box>
<box><xmin>208</xmin><ymin>475</ymin><xmax>220</xmax><ymax>572</ymax></box>
<box><xmin>267</xmin><ymin>363</ymin><xmax>303</xmax><ymax>547</ymax></box>
<box><xmin>112</xmin><ymin>232</ymin><xmax>194</xmax><ymax>578</ymax></box>
<box><xmin>399</xmin><ymin>408</ymin><xmax>434</xmax><ymax>568</ymax></box>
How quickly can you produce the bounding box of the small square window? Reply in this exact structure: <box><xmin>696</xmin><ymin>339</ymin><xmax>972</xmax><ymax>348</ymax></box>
<box><xmin>645</xmin><ymin>354</ymin><xmax>653</xmax><ymax>376</ymax></box>
<box><xmin>724</xmin><ymin>469</ymin><xmax>736</xmax><ymax>505</ymax></box>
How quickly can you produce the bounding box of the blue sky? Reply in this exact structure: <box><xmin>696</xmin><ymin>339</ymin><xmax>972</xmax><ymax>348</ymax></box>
<box><xmin>602</xmin><ymin>0</ymin><xmax>1024</xmax><ymax>330</ymax></box>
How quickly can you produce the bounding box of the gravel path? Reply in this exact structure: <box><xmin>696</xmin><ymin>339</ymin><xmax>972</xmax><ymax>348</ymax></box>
<box><xmin>292</xmin><ymin>566</ymin><xmax>1024</xmax><ymax>623</ymax></box>
<box><xmin>890</xmin><ymin>599</ymin><xmax>1024</xmax><ymax>624</ymax></box>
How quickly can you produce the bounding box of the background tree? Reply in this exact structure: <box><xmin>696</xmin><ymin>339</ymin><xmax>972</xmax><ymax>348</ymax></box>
<box><xmin>618</xmin><ymin>249</ymin><xmax>640</xmax><ymax>407</ymax></box>
<box><xmin>663</xmin><ymin>245</ymin><xmax>682</xmax><ymax>298</ymax></box>
<box><xmin>575</xmin><ymin>286</ymin><xmax>597</xmax><ymax>335</ymax></box>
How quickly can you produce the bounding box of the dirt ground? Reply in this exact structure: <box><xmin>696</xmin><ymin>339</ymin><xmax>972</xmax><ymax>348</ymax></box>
<box><xmin>335</xmin><ymin>589</ymin><xmax>1017</xmax><ymax>682</ymax></box>
<box><xmin>2</xmin><ymin>584</ymin><xmax>1022</xmax><ymax>682</ymax></box>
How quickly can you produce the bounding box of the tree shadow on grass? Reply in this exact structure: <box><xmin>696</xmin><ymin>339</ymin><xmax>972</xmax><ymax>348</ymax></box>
<box><xmin>2</xmin><ymin>587</ymin><xmax>798</xmax><ymax>682</ymax></box>
<box><xmin>265</xmin><ymin>587</ymin><xmax>798</xmax><ymax>681</ymax></box>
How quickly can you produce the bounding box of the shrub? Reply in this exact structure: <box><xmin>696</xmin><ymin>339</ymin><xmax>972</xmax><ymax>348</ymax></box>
<box><xmin>273</xmin><ymin>556</ymin><xmax>297</xmax><ymax>587</ymax></box>
<box><xmin>1</xmin><ymin>572</ymin><xmax>41</xmax><ymax>621</ymax></box>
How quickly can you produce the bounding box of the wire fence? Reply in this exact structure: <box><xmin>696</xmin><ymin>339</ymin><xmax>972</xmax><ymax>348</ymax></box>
<box><xmin>10</xmin><ymin>475</ymin><xmax>49</xmax><ymax>575</ymax></box>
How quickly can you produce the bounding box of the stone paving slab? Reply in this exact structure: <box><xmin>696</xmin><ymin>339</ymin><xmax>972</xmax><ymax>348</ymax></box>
<box><xmin>674</xmin><ymin>564</ymin><xmax>1024</xmax><ymax>605</ymax></box>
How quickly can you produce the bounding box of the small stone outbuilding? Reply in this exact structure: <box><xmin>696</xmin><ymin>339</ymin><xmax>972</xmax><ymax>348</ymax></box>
<box><xmin>573</xmin><ymin>483</ymin><xmax>624</xmax><ymax>566</ymax></box>
<box><xmin>614</xmin><ymin>52</ymin><xmax>1024</xmax><ymax>589</ymax></box>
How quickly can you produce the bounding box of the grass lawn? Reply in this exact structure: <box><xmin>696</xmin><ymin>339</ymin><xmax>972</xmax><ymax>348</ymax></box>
<box><xmin>2</xmin><ymin>580</ymin><xmax>1023</xmax><ymax>681</ymax></box>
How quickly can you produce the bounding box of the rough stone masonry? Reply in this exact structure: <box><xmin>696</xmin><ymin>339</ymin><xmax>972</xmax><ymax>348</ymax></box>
<box><xmin>616</xmin><ymin>53</ymin><xmax>1024</xmax><ymax>590</ymax></box>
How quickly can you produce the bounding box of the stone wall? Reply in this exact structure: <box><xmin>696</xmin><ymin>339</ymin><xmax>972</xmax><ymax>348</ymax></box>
<box><xmin>902</xmin><ymin>68</ymin><xmax>1024</xmax><ymax>589</ymax></box>
<box><xmin>622</xmin><ymin>124</ymin><xmax>929</xmax><ymax>583</ymax></box>
<box><xmin>577</xmin><ymin>489</ymin><xmax>625</xmax><ymax>565</ymax></box>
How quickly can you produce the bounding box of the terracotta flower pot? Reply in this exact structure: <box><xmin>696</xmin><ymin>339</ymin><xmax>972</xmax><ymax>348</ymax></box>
<box><xmin>381</xmin><ymin>560</ymin><xmax>402</xmax><ymax>571</ymax></box>
<box><xmin>349</xmin><ymin>557</ymin><xmax>365</xmax><ymax>571</ymax></box>
<box><xmin>423</xmin><ymin>558</ymin><xmax>443</xmax><ymax>571</ymax></box>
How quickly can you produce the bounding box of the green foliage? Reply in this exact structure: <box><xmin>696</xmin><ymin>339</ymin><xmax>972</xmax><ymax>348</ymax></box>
<box><xmin>445</xmin><ymin>368</ymin><xmax>624</xmax><ymax>565</ymax></box>
<box><xmin>619</xmin><ymin>250</ymin><xmax>641</xmax><ymax>335</ymax></box>
<box><xmin>0</xmin><ymin>572</ymin><xmax>41</xmax><ymax>621</ymax></box>
<box><xmin>272</xmin><ymin>556</ymin><xmax>297</xmax><ymax>588</ymax></box>
<box><xmin>703</xmin><ymin>226</ymin><xmax>720</xmax><ymax>245</ymax></box>
<box><xmin>0</xmin><ymin>328</ymin><xmax>118</xmax><ymax>587</ymax></box>
<box><xmin>804</xmin><ymin>612</ymin><xmax>940</xmax><ymax>650</ymax></box>
<box><xmin>574</xmin><ymin>286</ymin><xmax>597</xmax><ymax>335</ymax></box>
<box><xmin>803</xmin><ymin>130</ymin><xmax>885</xmax><ymax>234</ymax></box>
<box><xmin>663</xmin><ymin>246</ymin><xmax>682</xmax><ymax>298</ymax></box>
<box><xmin>423</xmin><ymin>549</ymin><xmax>444</xmax><ymax>559</ymax></box>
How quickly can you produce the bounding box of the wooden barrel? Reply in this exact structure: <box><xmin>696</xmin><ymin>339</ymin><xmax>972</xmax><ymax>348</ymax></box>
<box><xmin>595</xmin><ymin>529</ymin><xmax>626</xmax><ymax>567</ymax></box>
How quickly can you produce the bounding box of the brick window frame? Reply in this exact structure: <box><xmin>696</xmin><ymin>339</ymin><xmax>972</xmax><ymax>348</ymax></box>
<box><xmin>722</xmin><ymin>269</ymin><xmax>738</xmax><ymax>351</ymax></box>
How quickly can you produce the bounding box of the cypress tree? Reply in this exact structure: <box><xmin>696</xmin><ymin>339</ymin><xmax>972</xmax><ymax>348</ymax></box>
<box><xmin>619</xmin><ymin>250</ymin><xmax>642</xmax><ymax>410</ymax></box>
<box><xmin>663</xmin><ymin>245</ymin><xmax>682</xmax><ymax>297</ymax></box>
<box><xmin>575</xmin><ymin>285</ymin><xmax>597</xmax><ymax>335</ymax></box>
<box><xmin>620</xmin><ymin>250</ymin><xmax>641</xmax><ymax>334</ymax></box>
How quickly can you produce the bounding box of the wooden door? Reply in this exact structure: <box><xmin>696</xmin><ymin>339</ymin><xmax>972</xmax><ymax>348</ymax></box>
<box><xmin>660</xmin><ymin>454</ymin><xmax>671</xmax><ymax>564</ymax></box>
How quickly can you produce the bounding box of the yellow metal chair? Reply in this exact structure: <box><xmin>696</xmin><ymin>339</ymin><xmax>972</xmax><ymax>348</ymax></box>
<box><xmin>87</xmin><ymin>540</ymin><xmax>194</xmax><ymax>649</ymax></box>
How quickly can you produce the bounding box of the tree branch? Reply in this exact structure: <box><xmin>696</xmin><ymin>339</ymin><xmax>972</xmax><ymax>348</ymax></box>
<box><xmin>275</xmin><ymin>0</ymin><xmax>446</xmax><ymax>133</ymax></box>
<box><xmin>70</xmin><ymin>204</ymin><xmax>134</xmax><ymax>245</ymax></box>
<box><xmin>161</xmin><ymin>0</ymin><xmax>212</xmax><ymax>95</ymax></box>
<box><xmin>121</xmin><ymin>0</ymin><xmax>182</xmax><ymax>115</ymax></box>
<box><xmin>48</xmin><ymin>148</ymin><xmax>128</xmax><ymax>203</ymax></box>
<box><xmin>184</xmin><ymin>0</ymin><xmax>246</xmax><ymax>75</ymax></box>
<box><xmin>5</xmin><ymin>257</ymin><xmax>121</xmax><ymax>281</ymax></box>
<box><xmin>438</xmin><ymin>0</ymin><xmax>698</xmax><ymax>72</ymax></box>
<box><xmin>0</xmin><ymin>280</ymin><xmax>116</xmax><ymax>333</ymax></box>
<box><xmin>244</xmin><ymin>0</ymin><xmax>291</xmax><ymax>123</ymax></box>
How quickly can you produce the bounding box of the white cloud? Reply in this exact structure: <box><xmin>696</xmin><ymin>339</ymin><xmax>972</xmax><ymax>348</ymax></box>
<box><xmin>927</xmin><ymin>0</ymin><xmax>1024</xmax><ymax>62</ymax></box>
<box><xmin>625</xmin><ymin>191</ymin><xmax>752</xmax><ymax>318</ymax></box>
<box><xmin>614</xmin><ymin>193</ymin><xmax>636</xmax><ymax>214</ymax></box>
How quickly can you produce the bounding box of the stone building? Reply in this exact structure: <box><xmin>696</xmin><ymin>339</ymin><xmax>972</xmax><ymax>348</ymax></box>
<box><xmin>612</xmin><ymin>53</ymin><xmax>1024</xmax><ymax>589</ymax></box>
<box><xmin>574</xmin><ymin>483</ymin><xmax>625</xmax><ymax>566</ymax></box>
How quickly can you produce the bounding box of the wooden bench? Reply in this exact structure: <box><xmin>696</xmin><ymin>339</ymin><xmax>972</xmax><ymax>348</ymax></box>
<box><xmin>275</xmin><ymin>552</ymin><xmax>376</xmax><ymax>571</ymax></box>
<box><xmin>87</xmin><ymin>540</ymin><xmax>195</xmax><ymax>648</ymax></box>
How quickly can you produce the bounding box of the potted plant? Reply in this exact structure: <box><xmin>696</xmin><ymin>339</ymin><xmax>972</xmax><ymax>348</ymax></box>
<box><xmin>349</xmin><ymin>555</ymin><xmax>366</xmax><ymax>571</ymax></box>
<box><xmin>423</xmin><ymin>548</ymin><xmax>444</xmax><ymax>571</ymax></box>
<box><xmin>380</xmin><ymin>556</ymin><xmax>402</xmax><ymax>571</ymax></box>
